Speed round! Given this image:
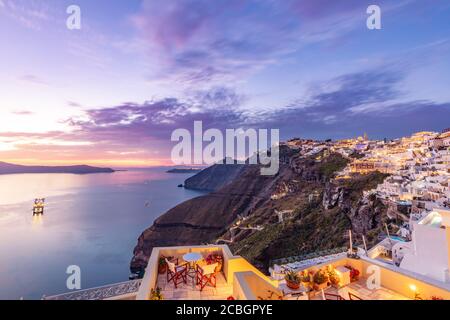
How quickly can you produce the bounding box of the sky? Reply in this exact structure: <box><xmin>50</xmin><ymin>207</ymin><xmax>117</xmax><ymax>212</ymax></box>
<box><xmin>0</xmin><ymin>0</ymin><xmax>450</xmax><ymax>167</ymax></box>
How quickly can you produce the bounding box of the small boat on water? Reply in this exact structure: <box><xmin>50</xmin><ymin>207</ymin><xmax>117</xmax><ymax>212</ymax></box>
<box><xmin>33</xmin><ymin>198</ymin><xmax>45</xmax><ymax>216</ymax></box>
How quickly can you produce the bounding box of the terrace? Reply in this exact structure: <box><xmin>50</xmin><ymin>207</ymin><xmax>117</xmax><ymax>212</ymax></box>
<box><xmin>46</xmin><ymin>243</ymin><xmax>450</xmax><ymax>300</ymax></box>
<box><xmin>136</xmin><ymin>245</ymin><xmax>280</xmax><ymax>301</ymax></box>
<box><xmin>135</xmin><ymin>244</ymin><xmax>450</xmax><ymax>301</ymax></box>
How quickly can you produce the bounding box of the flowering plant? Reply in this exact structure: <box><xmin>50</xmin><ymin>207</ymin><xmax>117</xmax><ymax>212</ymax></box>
<box><xmin>327</xmin><ymin>268</ymin><xmax>340</xmax><ymax>285</ymax></box>
<box><xmin>350</xmin><ymin>269</ymin><xmax>360</xmax><ymax>281</ymax></box>
<box><xmin>150</xmin><ymin>287</ymin><xmax>164</xmax><ymax>300</ymax></box>
<box><xmin>313</xmin><ymin>269</ymin><xmax>328</xmax><ymax>285</ymax></box>
<box><xmin>206</xmin><ymin>253</ymin><xmax>223</xmax><ymax>264</ymax></box>
<box><xmin>300</xmin><ymin>271</ymin><xmax>311</xmax><ymax>283</ymax></box>
<box><xmin>205</xmin><ymin>253</ymin><xmax>224</xmax><ymax>272</ymax></box>
<box><xmin>345</xmin><ymin>265</ymin><xmax>360</xmax><ymax>281</ymax></box>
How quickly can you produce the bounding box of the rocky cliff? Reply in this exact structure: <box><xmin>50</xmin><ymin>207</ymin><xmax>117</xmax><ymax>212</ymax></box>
<box><xmin>184</xmin><ymin>163</ymin><xmax>246</xmax><ymax>191</ymax></box>
<box><xmin>130</xmin><ymin>147</ymin><xmax>389</xmax><ymax>273</ymax></box>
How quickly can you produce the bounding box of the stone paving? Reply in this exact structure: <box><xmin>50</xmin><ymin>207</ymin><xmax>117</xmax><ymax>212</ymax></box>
<box><xmin>317</xmin><ymin>279</ymin><xmax>410</xmax><ymax>300</ymax></box>
<box><xmin>157</xmin><ymin>272</ymin><xmax>233</xmax><ymax>300</ymax></box>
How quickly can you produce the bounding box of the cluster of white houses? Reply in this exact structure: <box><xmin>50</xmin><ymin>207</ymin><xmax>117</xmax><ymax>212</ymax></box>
<box><xmin>333</xmin><ymin>130</ymin><xmax>450</xmax><ymax>287</ymax></box>
<box><xmin>331</xmin><ymin>130</ymin><xmax>450</xmax><ymax>212</ymax></box>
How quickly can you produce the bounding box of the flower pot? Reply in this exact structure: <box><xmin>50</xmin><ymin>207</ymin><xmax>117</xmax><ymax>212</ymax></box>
<box><xmin>314</xmin><ymin>282</ymin><xmax>328</xmax><ymax>291</ymax></box>
<box><xmin>286</xmin><ymin>280</ymin><xmax>301</xmax><ymax>290</ymax></box>
<box><xmin>215</xmin><ymin>262</ymin><xmax>223</xmax><ymax>273</ymax></box>
<box><xmin>331</xmin><ymin>283</ymin><xmax>340</xmax><ymax>289</ymax></box>
<box><xmin>158</xmin><ymin>264</ymin><xmax>167</xmax><ymax>275</ymax></box>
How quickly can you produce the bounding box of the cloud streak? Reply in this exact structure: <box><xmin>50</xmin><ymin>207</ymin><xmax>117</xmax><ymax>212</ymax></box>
<box><xmin>4</xmin><ymin>64</ymin><xmax>449</xmax><ymax>166</ymax></box>
<box><xmin>1</xmin><ymin>0</ymin><xmax>449</xmax><ymax>166</ymax></box>
<box><xmin>128</xmin><ymin>0</ymin><xmax>402</xmax><ymax>88</ymax></box>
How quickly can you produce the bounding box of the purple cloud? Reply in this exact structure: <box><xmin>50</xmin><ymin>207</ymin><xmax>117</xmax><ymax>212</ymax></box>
<box><xmin>256</xmin><ymin>67</ymin><xmax>450</xmax><ymax>139</ymax></box>
<box><xmin>3</xmin><ymin>66</ymin><xmax>449</xmax><ymax>164</ymax></box>
<box><xmin>128</xmin><ymin>0</ymin><xmax>402</xmax><ymax>87</ymax></box>
<box><xmin>62</xmin><ymin>66</ymin><xmax>450</xmax><ymax>151</ymax></box>
<box><xmin>130</xmin><ymin>0</ymin><xmax>300</xmax><ymax>85</ymax></box>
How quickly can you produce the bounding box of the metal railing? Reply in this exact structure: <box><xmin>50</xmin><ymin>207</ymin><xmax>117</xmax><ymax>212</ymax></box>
<box><xmin>269</xmin><ymin>247</ymin><xmax>348</xmax><ymax>268</ymax></box>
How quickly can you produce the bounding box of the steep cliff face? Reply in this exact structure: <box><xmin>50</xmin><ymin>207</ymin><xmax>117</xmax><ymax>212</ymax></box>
<box><xmin>130</xmin><ymin>148</ymin><xmax>389</xmax><ymax>273</ymax></box>
<box><xmin>321</xmin><ymin>173</ymin><xmax>389</xmax><ymax>246</ymax></box>
<box><xmin>184</xmin><ymin>163</ymin><xmax>246</xmax><ymax>191</ymax></box>
<box><xmin>131</xmin><ymin>164</ymin><xmax>270</xmax><ymax>272</ymax></box>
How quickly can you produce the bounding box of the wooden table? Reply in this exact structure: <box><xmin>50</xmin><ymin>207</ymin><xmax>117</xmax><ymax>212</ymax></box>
<box><xmin>183</xmin><ymin>252</ymin><xmax>202</xmax><ymax>284</ymax></box>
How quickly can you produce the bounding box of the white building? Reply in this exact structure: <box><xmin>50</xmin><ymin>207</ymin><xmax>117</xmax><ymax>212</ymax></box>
<box><xmin>393</xmin><ymin>208</ymin><xmax>450</xmax><ymax>283</ymax></box>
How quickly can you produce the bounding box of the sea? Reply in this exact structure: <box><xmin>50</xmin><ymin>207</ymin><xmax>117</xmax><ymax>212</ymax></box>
<box><xmin>0</xmin><ymin>168</ymin><xmax>205</xmax><ymax>300</ymax></box>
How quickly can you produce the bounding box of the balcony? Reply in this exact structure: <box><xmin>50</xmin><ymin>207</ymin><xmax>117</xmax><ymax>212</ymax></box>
<box><xmin>136</xmin><ymin>245</ymin><xmax>280</xmax><ymax>301</ymax></box>
<box><xmin>134</xmin><ymin>244</ymin><xmax>450</xmax><ymax>301</ymax></box>
<box><xmin>45</xmin><ymin>244</ymin><xmax>450</xmax><ymax>300</ymax></box>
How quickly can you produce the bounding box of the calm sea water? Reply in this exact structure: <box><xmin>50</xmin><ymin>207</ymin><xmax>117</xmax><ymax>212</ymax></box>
<box><xmin>0</xmin><ymin>168</ymin><xmax>205</xmax><ymax>300</ymax></box>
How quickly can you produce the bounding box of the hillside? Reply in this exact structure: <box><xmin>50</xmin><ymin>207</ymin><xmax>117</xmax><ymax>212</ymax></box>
<box><xmin>184</xmin><ymin>163</ymin><xmax>246</xmax><ymax>191</ymax></box>
<box><xmin>130</xmin><ymin>147</ymin><xmax>389</xmax><ymax>273</ymax></box>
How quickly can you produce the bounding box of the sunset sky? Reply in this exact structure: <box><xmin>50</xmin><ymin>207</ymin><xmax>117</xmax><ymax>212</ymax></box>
<box><xmin>1</xmin><ymin>0</ymin><xmax>450</xmax><ymax>167</ymax></box>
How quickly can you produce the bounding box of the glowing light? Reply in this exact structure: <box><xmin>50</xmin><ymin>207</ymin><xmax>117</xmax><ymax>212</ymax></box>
<box><xmin>409</xmin><ymin>284</ymin><xmax>417</xmax><ymax>292</ymax></box>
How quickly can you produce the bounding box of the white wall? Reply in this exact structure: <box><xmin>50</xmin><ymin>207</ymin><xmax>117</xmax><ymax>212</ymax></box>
<box><xmin>400</xmin><ymin>223</ymin><xmax>449</xmax><ymax>282</ymax></box>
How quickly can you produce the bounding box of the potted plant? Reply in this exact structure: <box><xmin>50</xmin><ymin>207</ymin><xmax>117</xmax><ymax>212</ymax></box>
<box><xmin>150</xmin><ymin>287</ymin><xmax>164</xmax><ymax>300</ymax></box>
<box><xmin>300</xmin><ymin>271</ymin><xmax>311</xmax><ymax>285</ymax></box>
<box><xmin>158</xmin><ymin>255</ymin><xmax>176</xmax><ymax>274</ymax></box>
<box><xmin>313</xmin><ymin>269</ymin><xmax>329</xmax><ymax>290</ymax></box>
<box><xmin>285</xmin><ymin>271</ymin><xmax>302</xmax><ymax>290</ymax></box>
<box><xmin>345</xmin><ymin>265</ymin><xmax>360</xmax><ymax>282</ymax></box>
<box><xmin>327</xmin><ymin>268</ymin><xmax>340</xmax><ymax>288</ymax></box>
<box><xmin>158</xmin><ymin>257</ymin><xmax>168</xmax><ymax>274</ymax></box>
<box><xmin>206</xmin><ymin>253</ymin><xmax>224</xmax><ymax>272</ymax></box>
<box><xmin>350</xmin><ymin>268</ymin><xmax>360</xmax><ymax>282</ymax></box>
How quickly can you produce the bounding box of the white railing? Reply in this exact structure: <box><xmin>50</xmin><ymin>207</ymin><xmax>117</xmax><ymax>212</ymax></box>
<box><xmin>44</xmin><ymin>280</ymin><xmax>142</xmax><ymax>300</ymax></box>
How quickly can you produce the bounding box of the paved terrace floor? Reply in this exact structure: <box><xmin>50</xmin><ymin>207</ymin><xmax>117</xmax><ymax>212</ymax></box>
<box><xmin>314</xmin><ymin>279</ymin><xmax>410</xmax><ymax>300</ymax></box>
<box><xmin>157</xmin><ymin>273</ymin><xmax>233</xmax><ymax>300</ymax></box>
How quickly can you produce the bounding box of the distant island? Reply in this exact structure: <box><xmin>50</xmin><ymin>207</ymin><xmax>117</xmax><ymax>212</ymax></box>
<box><xmin>166</xmin><ymin>168</ymin><xmax>203</xmax><ymax>174</ymax></box>
<box><xmin>0</xmin><ymin>161</ymin><xmax>115</xmax><ymax>175</ymax></box>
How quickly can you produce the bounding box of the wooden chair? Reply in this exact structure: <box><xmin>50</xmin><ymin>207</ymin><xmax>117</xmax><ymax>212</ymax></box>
<box><xmin>166</xmin><ymin>258</ymin><xmax>188</xmax><ymax>289</ymax></box>
<box><xmin>325</xmin><ymin>293</ymin><xmax>346</xmax><ymax>300</ymax></box>
<box><xmin>196</xmin><ymin>263</ymin><xmax>218</xmax><ymax>291</ymax></box>
<box><xmin>348</xmin><ymin>292</ymin><xmax>363</xmax><ymax>300</ymax></box>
